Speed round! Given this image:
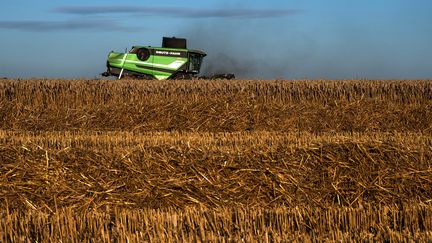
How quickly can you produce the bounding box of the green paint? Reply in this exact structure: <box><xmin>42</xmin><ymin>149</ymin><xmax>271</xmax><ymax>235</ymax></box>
<box><xmin>105</xmin><ymin>46</ymin><xmax>206</xmax><ymax>80</ymax></box>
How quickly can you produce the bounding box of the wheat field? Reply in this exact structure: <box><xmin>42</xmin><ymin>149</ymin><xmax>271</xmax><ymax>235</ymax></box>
<box><xmin>0</xmin><ymin>79</ymin><xmax>431</xmax><ymax>241</ymax></box>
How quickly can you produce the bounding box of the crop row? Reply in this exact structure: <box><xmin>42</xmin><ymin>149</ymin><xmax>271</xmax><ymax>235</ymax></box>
<box><xmin>2</xmin><ymin>206</ymin><xmax>432</xmax><ymax>242</ymax></box>
<box><xmin>0</xmin><ymin>79</ymin><xmax>431</xmax><ymax>132</ymax></box>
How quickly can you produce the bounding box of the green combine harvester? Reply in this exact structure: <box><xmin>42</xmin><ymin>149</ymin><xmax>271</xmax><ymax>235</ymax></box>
<box><xmin>102</xmin><ymin>37</ymin><xmax>234</xmax><ymax>80</ymax></box>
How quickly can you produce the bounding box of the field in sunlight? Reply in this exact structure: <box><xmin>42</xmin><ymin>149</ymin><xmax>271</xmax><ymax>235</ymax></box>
<box><xmin>1</xmin><ymin>79</ymin><xmax>431</xmax><ymax>241</ymax></box>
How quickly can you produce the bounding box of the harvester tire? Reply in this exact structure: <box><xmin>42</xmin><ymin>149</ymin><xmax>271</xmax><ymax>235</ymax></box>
<box><xmin>137</xmin><ymin>48</ymin><xmax>150</xmax><ymax>61</ymax></box>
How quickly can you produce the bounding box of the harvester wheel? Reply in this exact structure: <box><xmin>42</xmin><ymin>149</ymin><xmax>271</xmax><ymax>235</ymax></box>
<box><xmin>136</xmin><ymin>48</ymin><xmax>150</xmax><ymax>61</ymax></box>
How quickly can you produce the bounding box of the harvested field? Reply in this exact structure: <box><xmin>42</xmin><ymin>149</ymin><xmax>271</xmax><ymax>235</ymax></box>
<box><xmin>1</xmin><ymin>131</ymin><xmax>432</xmax><ymax>209</ymax></box>
<box><xmin>0</xmin><ymin>79</ymin><xmax>431</xmax><ymax>132</ymax></box>
<box><xmin>2</xmin><ymin>206</ymin><xmax>432</xmax><ymax>242</ymax></box>
<box><xmin>0</xmin><ymin>79</ymin><xmax>431</xmax><ymax>241</ymax></box>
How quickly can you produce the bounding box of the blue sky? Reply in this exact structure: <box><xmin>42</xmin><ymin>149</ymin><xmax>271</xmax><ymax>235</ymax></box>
<box><xmin>0</xmin><ymin>0</ymin><xmax>431</xmax><ymax>79</ymax></box>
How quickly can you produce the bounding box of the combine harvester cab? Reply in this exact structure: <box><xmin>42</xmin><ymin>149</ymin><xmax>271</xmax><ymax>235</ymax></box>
<box><xmin>102</xmin><ymin>37</ymin><xmax>210</xmax><ymax>80</ymax></box>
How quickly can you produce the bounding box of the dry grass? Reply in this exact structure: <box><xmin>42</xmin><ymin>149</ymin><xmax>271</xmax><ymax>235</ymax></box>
<box><xmin>1</xmin><ymin>131</ymin><xmax>431</xmax><ymax>210</ymax></box>
<box><xmin>0</xmin><ymin>79</ymin><xmax>431</xmax><ymax>241</ymax></box>
<box><xmin>0</xmin><ymin>79</ymin><xmax>431</xmax><ymax>132</ymax></box>
<box><xmin>2</xmin><ymin>206</ymin><xmax>432</xmax><ymax>242</ymax></box>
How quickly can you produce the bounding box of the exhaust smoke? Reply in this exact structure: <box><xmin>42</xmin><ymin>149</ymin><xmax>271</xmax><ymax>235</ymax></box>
<box><xmin>175</xmin><ymin>10</ymin><xmax>303</xmax><ymax>79</ymax></box>
<box><xmin>181</xmin><ymin>30</ymin><xmax>309</xmax><ymax>79</ymax></box>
